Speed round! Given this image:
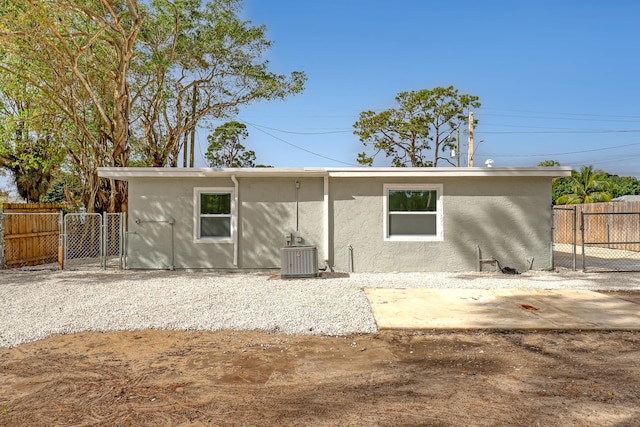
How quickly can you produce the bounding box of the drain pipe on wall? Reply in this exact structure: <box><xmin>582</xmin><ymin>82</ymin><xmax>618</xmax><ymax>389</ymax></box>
<box><xmin>231</xmin><ymin>174</ymin><xmax>239</xmax><ymax>267</ymax></box>
<box><xmin>295</xmin><ymin>180</ymin><xmax>300</xmax><ymax>232</ymax></box>
<box><xmin>323</xmin><ymin>175</ymin><xmax>332</xmax><ymax>271</ymax></box>
<box><xmin>347</xmin><ymin>244</ymin><xmax>354</xmax><ymax>272</ymax></box>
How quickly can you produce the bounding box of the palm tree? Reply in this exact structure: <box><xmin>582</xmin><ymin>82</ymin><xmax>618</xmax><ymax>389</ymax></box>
<box><xmin>555</xmin><ymin>165</ymin><xmax>611</xmax><ymax>204</ymax></box>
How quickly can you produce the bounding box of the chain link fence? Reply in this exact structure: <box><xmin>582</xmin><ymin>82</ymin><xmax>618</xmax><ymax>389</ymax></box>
<box><xmin>63</xmin><ymin>212</ymin><xmax>125</xmax><ymax>270</ymax></box>
<box><xmin>1</xmin><ymin>211</ymin><xmax>124</xmax><ymax>270</ymax></box>
<box><xmin>104</xmin><ymin>213</ymin><xmax>125</xmax><ymax>269</ymax></box>
<box><xmin>553</xmin><ymin>205</ymin><xmax>640</xmax><ymax>272</ymax></box>
<box><xmin>581</xmin><ymin>212</ymin><xmax>640</xmax><ymax>272</ymax></box>
<box><xmin>63</xmin><ymin>213</ymin><xmax>103</xmax><ymax>270</ymax></box>
<box><xmin>552</xmin><ymin>206</ymin><xmax>577</xmax><ymax>270</ymax></box>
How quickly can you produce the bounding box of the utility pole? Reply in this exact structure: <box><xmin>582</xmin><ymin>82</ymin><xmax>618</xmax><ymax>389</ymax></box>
<box><xmin>189</xmin><ymin>85</ymin><xmax>197</xmax><ymax>168</ymax></box>
<box><xmin>456</xmin><ymin>129</ymin><xmax>460</xmax><ymax>167</ymax></box>
<box><xmin>182</xmin><ymin>118</ymin><xmax>188</xmax><ymax>168</ymax></box>
<box><xmin>467</xmin><ymin>111</ymin><xmax>474</xmax><ymax>167</ymax></box>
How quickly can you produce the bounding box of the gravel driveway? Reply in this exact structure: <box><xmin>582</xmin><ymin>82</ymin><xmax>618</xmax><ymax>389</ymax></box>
<box><xmin>1</xmin><ymin>268</ymin><xmax>639</xmax><ymax>348</ymax></box>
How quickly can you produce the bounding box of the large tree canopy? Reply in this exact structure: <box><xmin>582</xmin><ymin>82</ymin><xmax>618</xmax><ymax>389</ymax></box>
<box><xmin>0</xmin><ymin>71</ymin><xmax>64</xmax><ymax>202</ymax></box>
<box><xmin>0</xmin><ymin>0</ymin><xmax>305</xmax><ymax>212</ymax></box>
<box><xmin>555</xmin><ymin>165</ymin><xmax>612</xmax><ymax>205</ymax></box>
<box><xmin>353</xmin><ymin>86</ymin><xmax>480</xmax><ymax>167</ymax></box>
<box><xmin>205</xmin><ymin>121</ymin><xmax>255</xmax><ymax>168</ymax></box>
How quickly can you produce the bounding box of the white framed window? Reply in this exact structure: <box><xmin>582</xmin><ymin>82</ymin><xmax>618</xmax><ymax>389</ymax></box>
<box><xmin>194</xmin><ymin>187</ymin><xmax>235</xmax><ymax>243</ymax></box>
<box><xmin>383</xmin><ymin>184</ymin><xmax>443</xmax><ymax>241</ymax></box>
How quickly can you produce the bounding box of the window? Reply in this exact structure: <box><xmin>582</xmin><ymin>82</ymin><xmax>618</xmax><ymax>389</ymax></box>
<box><xmin>383</xmin><ymin>184</ymin><xmax>443</xmax><ymax>241</ymax></box>
<box><xmin>194</xmin><ymin>187</ymin><xmax>235</xmax><ymax>242</ymax></box>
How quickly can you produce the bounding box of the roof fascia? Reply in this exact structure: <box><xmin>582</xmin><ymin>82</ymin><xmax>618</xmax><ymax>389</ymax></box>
<box><xmin>97</xmin><ymin>166</ymin><xmax>573</xmax><ymax>180</ymax></box>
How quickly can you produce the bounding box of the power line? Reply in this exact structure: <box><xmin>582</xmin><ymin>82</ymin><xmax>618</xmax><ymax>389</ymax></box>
<box><xmin>483</xmin><ymin>141</ymin><xmax>640</xmax><ymax>157</ymax></box>
<box><xmin>240</xmin><ymin>120</ymin><xmax>358</xmax><ymax>166</ymax></box>
<box><xmin>242</xmin><ymin>122</ymin><xmax>352</xmax><ymax>135</ymax></box>
<box><xmin>480</xmin><ymin>113</ymin><xmax>640</xmax><ymax>123</ymax></box>
<box><xmin>479</xmin><ymin>129</ymin><xmax>640</xmax><ymax>135</ymax></box>
<box><xmin>481</xmin><ymin>108</ymin><xmax>640</xmax><ymax>120</ymax></box>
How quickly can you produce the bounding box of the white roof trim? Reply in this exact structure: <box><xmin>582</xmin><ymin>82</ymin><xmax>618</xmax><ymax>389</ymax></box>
<box><xmin>97</xmin><ymin>166</ymin><xmax>572</xmax><ymax>180</ymax></box>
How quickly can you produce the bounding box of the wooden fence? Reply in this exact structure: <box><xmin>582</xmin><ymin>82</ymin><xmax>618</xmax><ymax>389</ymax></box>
<box><xmin>1</xmin><ymin>203</ymin><xmax>62</xmax><ymax>269</ymax></box>
<box><xmin>553</xmin><ymin>201</ymin><xmax>640</xmax><ymax>251</ymax></box>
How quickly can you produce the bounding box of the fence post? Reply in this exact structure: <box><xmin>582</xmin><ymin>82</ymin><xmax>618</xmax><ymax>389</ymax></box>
<box><xmin>119</xmin><ymin>212</ymin><xmax>126</xmax><ymax>270</ymax></box>
<box><xmin>0</xmin><ymin>212</ymin><xmax>5</xmax><ymax>269</ymax></box>
<box><xmin>572</xmin><ymin>206</ymin><xmax>577</xmax><ymax>271</ymax></box>
<box><xmin>102</xmin><ymin>213</ymin><xmax>107</xmax><ymax>270</ymax></box>
<box><xmin>58</xmin><ymin>212</ymin><xmax>64</xmax><ymax>270</ymax></box>
<box><xmin>581</xmin><ymin>211</ymin><xmax>586</xmax><ymax>272</ymax></box>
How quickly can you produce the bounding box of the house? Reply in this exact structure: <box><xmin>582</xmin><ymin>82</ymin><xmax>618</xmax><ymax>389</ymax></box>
<box><xmin>97</xmin><ymin>166</ymin><xmax>571</xmax><ymax>273</ymax></box>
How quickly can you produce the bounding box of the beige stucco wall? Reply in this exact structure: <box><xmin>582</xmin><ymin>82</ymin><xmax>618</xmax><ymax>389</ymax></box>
<box><xmin>330</xmin><ymin>176</ymin><xmax>553</xmax><ymax>272</ymax></box>
<box><xmin>236</xmin><ymin>177</ymin><xmax>324</xmax><ymax>268</ymax></box>
<box><xmin>126</xmin><ymin>176</ymin><xmax>324</xmax><ymax>269</ymax></box>
<box><xmin>126</xmin><ymin>174</ymin><xmax>553</xmax><ymax>272</ymax></box>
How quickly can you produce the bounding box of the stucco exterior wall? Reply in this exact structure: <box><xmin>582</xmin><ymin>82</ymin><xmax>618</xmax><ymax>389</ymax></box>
<box><xmin>330</xmin><ymin>176</ymin><xmax>552</xmax><ymax>272</ymax></box>
<box><xmin>236</xmin><ymin>177</ymin><xmax>324</xmax><ymax>268</ymax></box>
<box><xmin>126</xmin><ymin>176</ymin><xmax>324</xmax><ymax>269</ymax></box>
<box><xmin>125</xmin><ymin>173</ymin><xmax>553</xmax><ymax>272</ymax></box>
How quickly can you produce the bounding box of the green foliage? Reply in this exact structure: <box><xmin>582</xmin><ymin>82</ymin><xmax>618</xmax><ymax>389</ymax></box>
<box><xmin>389</xmin><ymin>190</ymin><xmax>437</xmax><ymax>211</ymax></box>
<box><xmin>552</xmin><ymin>176</ymin><xmax>573</xmax><ymax>204</ymax></box>
<box><xmin>134</xmin><ymin>0</ymin><xmax>306</xmax><ymax>167</ymax></box>
<box><xmin>552</xmin><ymin>166</ymin><xmax>640</xmax><ymax>204</ymax></box>
<box><xmin>353</xmin><ymin>86</ymin><xmax>480</xmax><ymax>167</ymax></box>
<box><xmin>40</xmin><ymin>172</ymin><xmax>83</xmax><ymax>206</ymax></box>
<box><xmin>606</xmin><ymin>175</ymin><xmax>640</xmax><ymax>199</ymax></box>
<box><xmin>0</xmin><ymin>67</ymin><xmax>66</xmax><ymax>202</ymax></box>
<box><xmin>0</xmin><ymin>0</ymin><xmax>304</xmax><ymax>211</ymax></box>
<box><xmin>200</xmin><ymin>193</ymin><xmax>231</xmax><ymax>214</ymax></box>
<box><xmin>538</xmin><ymin>160</ymin><xmax>561</xmax><ymax>167</ymax></box>
<box><xmin>555</xmin><ymin>166</ymin><xmax>612</xmax><ymax>205</ymax></box>
<box><xmin>205</xmin><ymin>121</ymin><xmax>256</xmax><ymax>167</ymax></box>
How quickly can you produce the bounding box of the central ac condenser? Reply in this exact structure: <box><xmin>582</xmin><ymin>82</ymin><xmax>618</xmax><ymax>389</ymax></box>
<box><xmin>281</xmin><ymin>246</ymin><xmax>318</xmax><ymax>278</ymax></box>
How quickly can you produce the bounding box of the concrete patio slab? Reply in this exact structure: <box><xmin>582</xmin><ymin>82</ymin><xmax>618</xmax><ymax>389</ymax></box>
<box><xmin>364</xmin><ymin>288</ymin><xmax>640</xmax><ymax>330</ymax></box>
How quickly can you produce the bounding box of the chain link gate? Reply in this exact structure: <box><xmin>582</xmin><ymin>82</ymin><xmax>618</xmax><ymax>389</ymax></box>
<box><xmin>63</xmin><ymin>212</ymin><xmax>125</xmax><ymax>270</ymax></box>
<box><xmin>581</xmin><ymin>211</ymin><xmax>640</xmax><ymax>272</ymax></box>
<box><xmin>104</xmin><ymin>213</ymin><xmax>125</xmax><ymax>269</ymax></box>
<box><xmin>552</xmin><ymin>206</ymin><xmax>578</xmax><ymax>270</ymax></box>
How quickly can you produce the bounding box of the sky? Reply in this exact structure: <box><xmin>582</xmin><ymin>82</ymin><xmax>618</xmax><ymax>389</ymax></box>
<box><xmin>189</xmin><ymin>0</ymin><xmax>640</xmax><ymax>176</ymax></box>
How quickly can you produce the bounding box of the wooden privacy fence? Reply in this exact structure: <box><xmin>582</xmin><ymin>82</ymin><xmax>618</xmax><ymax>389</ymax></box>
<box><xmin>553</xmin><ymin>201</ymin><xmax>640</xmax><ymax>252</ymax></box>
<box><xmin>0</xmin><ymin>203</ymin><xmax>63</xmax><ymax>269</ymax></box>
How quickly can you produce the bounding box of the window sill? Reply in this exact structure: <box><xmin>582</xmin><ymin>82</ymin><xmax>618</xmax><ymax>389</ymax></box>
<box><xmin>384</xmin><ymin>235</ymin><xmax>443</xmax><ymax>242</ymax></box>
<box><xmin>194</xmin><ymin>237</ymin><xmax>233</xmax><ymax>244</ymax></box>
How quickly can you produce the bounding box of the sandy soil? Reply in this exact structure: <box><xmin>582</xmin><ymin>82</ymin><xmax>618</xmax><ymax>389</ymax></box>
<box><xmin>0</xmin><ymin>290</ymin><xmax>638</xmax><ymax>427</ymax></box>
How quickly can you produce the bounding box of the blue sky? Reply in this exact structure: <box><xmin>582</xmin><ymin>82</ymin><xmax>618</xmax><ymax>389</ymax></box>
<box><xmin>190</xmin><ymin>0</ymin><xmax>640</xmax><ymax>176</ymax></box>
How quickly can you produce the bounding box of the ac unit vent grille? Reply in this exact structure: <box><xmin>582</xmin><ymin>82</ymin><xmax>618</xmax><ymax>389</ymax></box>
<box><xmin>281</xmin><ymin>246</ymin><xmax>318</xmax><ymax>278</ymax></box>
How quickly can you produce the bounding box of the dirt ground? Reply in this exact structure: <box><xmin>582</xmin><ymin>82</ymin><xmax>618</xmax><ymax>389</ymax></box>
<box><xmin>0</xmin><ymin>291</ymin><xmax>639</xmax><ymax>427</ymax></box>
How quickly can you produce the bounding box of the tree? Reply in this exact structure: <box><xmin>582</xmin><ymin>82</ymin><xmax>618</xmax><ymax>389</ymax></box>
<box><xmin>134</xmin><ymin>0</ymin><xmax>305</xmax><ymax>168</ymax></box>
<box><xmin>538</xmin><ymin>160</ymin><xmax>561</xmax><ymax>167</ymax></box>
<box><xmin>353</xmin><ymin>86</ymin><xmax>480</xmax><ymax>167</ymax></box>
<box><xmin>0</xmin><ymin>73</ymin><xmax>64</xmax><ymax>202</ymax></box>
<box><xmin>606</xmin><ymin>175</ymin><xmax>640</xmax><ymax>199</ymax></box>
<box><xmin>0</xmin><ymin>0</ymin><xmax>145</xmax><ymax>212</ymax></box>
<box><xmin>555</xmin><ymin>166</ymin><xmax>612</xmax><ymax>205</ymax></box>
<box><xmin>0</xmin><ymin>0</ymin><xmax>305</xmax><ymax>212</ymax></box>
<box><xmin>205</xmin><ymin>122</ymin><xmax>256</xmax><ymax>167</ymax></box>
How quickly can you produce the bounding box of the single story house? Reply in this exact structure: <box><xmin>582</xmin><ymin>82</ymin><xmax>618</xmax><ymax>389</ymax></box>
<box><xmin>97</xmin><ymin>166</ymin><xmax>571</xmax><ymax>273</ymax></box>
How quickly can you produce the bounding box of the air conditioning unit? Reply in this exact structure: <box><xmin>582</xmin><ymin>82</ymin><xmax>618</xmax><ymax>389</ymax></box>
<box><xmin>281</xmin><ymin>246</ymin><xmax>318</xmax><ymax>279</ymax></box>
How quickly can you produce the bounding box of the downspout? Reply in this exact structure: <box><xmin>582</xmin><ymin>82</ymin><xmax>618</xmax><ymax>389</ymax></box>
<box><xmin>231</xmin><ymin>174</ymin><xmax>239</xmax><ymax>267</ymax></box>
<box><xmin>295</xmin><ymin>180</ymin><xmax>300</xmax><ymax>232</ymax></box>
<box><xmin>323</xmin><ymin>175</ymin><xmax>331</xmax><ymax>270</ymax></box>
